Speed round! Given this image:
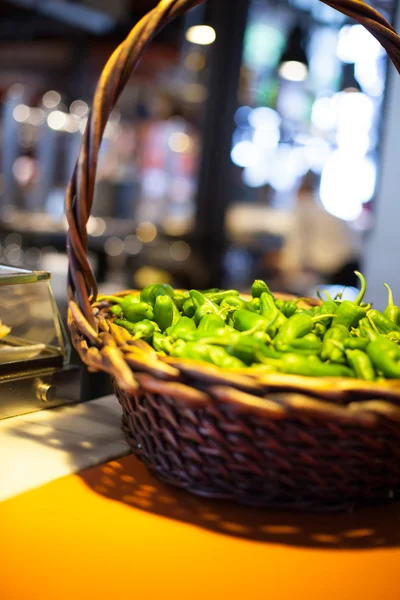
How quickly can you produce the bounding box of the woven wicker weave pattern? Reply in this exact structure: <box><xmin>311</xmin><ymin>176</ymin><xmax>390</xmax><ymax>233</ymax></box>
<box><xmin>67</xmin><ymin>1</ymin><xmax>400</xmax><ymax>509</ymax></box>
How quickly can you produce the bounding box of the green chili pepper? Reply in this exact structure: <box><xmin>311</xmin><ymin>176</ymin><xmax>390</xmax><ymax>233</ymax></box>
<box><xmin>251</xmin><ymin>330</ymin><xmax>273</xmax><ymax>344</ymax></box>
<box><xmin>367</xmin><ymin>309</ymin><xmax>400</xmax><ymax>335</ymax></box>
<box><xmin>313</xmin><ymin>322</ymin><xmax>327</xmax><ymax>338</ymax></box>
<box><xmin>259</xmin><ymin>292</ymin><xmax>276</xmax><ymax>320</ymax></box>
<box><xmin>119</xmin><ymin>294</ymin><xmax>140</xmax><ymax>312</ymax></box>
<box><xmin>114</xmin><ymin>318</ymin><xmax>155</xmax><ymax>340</ymax></box>
<box><xmin>284</xmin><ymin>354</ymin><xmax>353</xmax><ymax>377</ymax></box>
<box><xmin>173</xmin><ymin>292</ymin><xmax>189</xmax><ymax>311</ymax></box>
<box><xmin>110</xmin><ymin>304</ymin><xmax>123</xmax><ymax>317</ymax></box>
<box><xmin>259</xmin><ymin>353</ymin><xmax>353</xmax><ymax>378</ymax></box>
<box><xmin>259</xmin><ymin>293</ymin><xmax>287</xmax><ymax>336</ymax></box>
<box><xmin>220</xmin><ymin>297</ymin><xmax>255</xmax><ymax>315</ymax></box>
<box><xmin>321</xmin><ymin>325</ymin><xmax>349</xmax><ymax>363</ymax></box>
<box><xmin>167</xmin><ymin>316</ymin><xmax>197</xmax><ymax>342</ymax></box>
<box><xmin>367</xmin><ymin>337</ymin><xmax>400</xmax><ymax>378</ymax></box>
<box><xmin>114</xmin><ymin>319</ymin><xmax>136</xmax><ymax>335</ymax></box>
<box><xmin>280</xmin><ymin>301</ymin><xmax>299</xmax><ymax>319</ymax></box>
<box><xmin>383</xmin><ymin>283</ymin><xmax>400</xmax><ymax>325</ymax></box>
<box><xmin>316</xmin><ymin>301</ymin><xmax>337</xmax><ymax>322</ymax></box>
<box><xmin>140</xmin><ymin>284</ymin><xmax>174</xmax><ymax>306</ymax></box>
<box><xmin>333</xmin><ymin>273</ymin><xmax>367</xmax><ymax>329</ymax></box>
<box><xmin>251</xmin><ymin>297</ymin><xmax>261</xmax><ymax>312</ymax></box>
<box><xmin>335</xmin><ymin>302</ymin><xmax>366</xmax><ymax>329</ymax></box>
<box><xmin>346</xmin><ymin>349</ymin><xmax>375</xmax><ymax>381</ymax></box>
<box><xmin>344</xmin><ymin>337</ymin><xmax>369</xmax><ymax>351</ymax></box>
<box><xmin>208</xmin><ymin>347</ymin><xmax>246</xmax><ymax>369</ymax></box>
<box><xmin>153</xmin><ymin>332</ymin><xmax>174</xmax><ymax>354</ymax></box>
<box><xmin>225</xmin><ymin>335</ymin><xmax>261</xmax><ymax>365</ymax></box>
<box><xmin>274</xmin><ymin>313</ymin><xmax>334</xmax><ymax>352</ymax></box>
<box><xmin>251</xmin><ymin>280</ymin><xmax>273</xmax><ymax>298</ymax></box>
<box><xmin>204</xmin><ymin>290</ymin><xmax>240</xmax><ymax>304</ymax></box>
<box><xmin>183</xmin><ymin>298</ymin><xmax>196</xmax><ymax>318</ymax></box>
<box><xmin>153</xmin><ymin>296</ymin><xmax>175</xmax><ymax>332</ymax></box>
<box><xmin>354</xmin><ymin>271</ymin><xmax>367</xmax><ymax>305</ymax></box>
<box><xmin>122</xmin><ymin>300</ymin><xmax>154</xmax><ymax>323</ymax></box>
<box><xmin>179</xmin><ymin>342</ymin><xmax>245</xmax><ymax>369</ymax></box>
<box><xmin>387</xmin><ymin>332</ymin><xmax>400</xmax><ymax>344</ymax></box>
<box><xmin>170</xmin><ymin>339</ymin><xmax>187</xmax><ymax>357</ymax></box>
<box><xmin>358</xmin><ymin>317</ymin><xmax>375</xmax><ymax>331</ymax></box>
<box><xmin>130</xmin><ymin>320</ymin><xmax>156</xmax><ymax>341</ymax></box>
<box><xmin>232</xmin><ymin>310</ymin><xmax>272</xmax><ymax>333</ymax></box>
<box><xmin>312</xmin><ymin>301</ymin><xmax>337</xmax><ymax>337</ymax></box>
<box><xmin>202</xmin><ymin>288</ymin><xmax>219</xmax><ymax>294</ymax></box>
<box><xmin>224</xmin><ymin>335</ymin><xmax>280</xmax><ymax>365</ymax></box>
<box><xmin>260</xmin><ymin>293</ymin><xmax>286</xmax><ymax>322</ymax></box>
<box><xmin>196</xmin><ymin>314</ymin><xmax>226</xmax><ymax>336</ymax></box>
<box><xmin>287</xmin><ymin>333</ymin><xmax>322</xmax><ymax>354</ymax></box>
<box><xmin>190</xmin><ymin>290</ymin><xmax>221</xmax><ymax>323</ymax></box>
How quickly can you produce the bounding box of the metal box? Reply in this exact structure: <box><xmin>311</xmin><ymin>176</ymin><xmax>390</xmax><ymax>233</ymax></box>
<box><xmin>0</xmin><ymin>266</ymin><xmax>82</xmax><ymax>419</ymax></box>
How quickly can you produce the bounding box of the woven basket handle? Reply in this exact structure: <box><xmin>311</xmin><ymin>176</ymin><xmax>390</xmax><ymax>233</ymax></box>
<box><xmin>66</xmin><ymin>0</ymin><xmax>400</xmax><ymax>331</ymax></box>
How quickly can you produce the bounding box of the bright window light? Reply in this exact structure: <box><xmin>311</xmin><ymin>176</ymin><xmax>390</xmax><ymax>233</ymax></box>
<box><xmin>70</xmin><ymin>100</ymin><xmax>89</xmax><ymax>117</ymax></box>
<box><xmin>231</xmin><ymin>141</ymin><xmax>259</xmax><ymax>168</ymax></box>
<box><xmin>268</xmin><ymin>144</ymin><xmax>299</xmax><ymax>191</ymax></box>
<box><xmin>168</xmin><ymin>132</ymin><xmax>191</xmax><ymax>153</ymax></box>
<box><xmin>47</xmin><ymin>110</ymin><xmax>68</xmax><ymax>131</ymax></box>
<box><xmin>248</xmin><ymin>107</ymin><xmax>281</xmax><ymax>131</ymax></box>
<box><xmin>311</xmin><ymin>96</ymin><xmax>337</xmax><ymax>131</ymax></box>
<box><xmin>303</xmin><ymin>138</ymin><xmax>332</xmax><ymax>174</ymax></box>
<box><xmin>355</xmin><ymin>61</ymin><xmax>385</xmax><ymax>98</ymax></box>
<box><xmin>186</xmin><ymin>25</ymin><xmax>216</xmax><ymax>46</ymax></box>
<box><xmin>253</xmin><ymin>128</ymin><xmax>280</xmax><ymax>151</ymax></box>
<box><xmin>242</xmin><ymin>156</ymin><xmax>271</xmax><ymax>188</ymax></box>
<box><xmin>13</xmin><ymin>104</ymin><xmax>30</xmax><ymax>123</ymax></box>
<box><xmin>43</xmin><ymin>91</ymin><xmax>61</xmax><ymax>109</ymax></box>
<box><xmin>337</xmin><ymin>24</ymin><xmax>384</xmax><ymax>64</ymax></box>
<box><xmin>278</xmin><ymin>60</ymin><xmax>308</xmax><ymax>82</ymax></box>
<box><xmin>336</xmin><ymin>91</ymin><xmax>374</xmax><ymax>134</ymax></box>
<box><xmin>320</xmin><ymin>151</ymin><xmax>376</xmax><ymax>221</ymax></box>
<box><xmin>336</xmin><ymin>130</ymin><xmax>370</xmax><ymax>156</ymax></box>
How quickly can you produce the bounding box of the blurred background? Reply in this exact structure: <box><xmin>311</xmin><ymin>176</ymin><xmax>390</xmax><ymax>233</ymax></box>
<box><xmin>0</xmin><ymin>0</ymin><xmax>398</xmax><ymax>324</ymax></box>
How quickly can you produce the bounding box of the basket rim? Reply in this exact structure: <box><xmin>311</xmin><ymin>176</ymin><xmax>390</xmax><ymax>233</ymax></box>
<box><xmin>69</xmin><ymin>289</ymin><xmax>400</xmax><ymax>426</ymax></box>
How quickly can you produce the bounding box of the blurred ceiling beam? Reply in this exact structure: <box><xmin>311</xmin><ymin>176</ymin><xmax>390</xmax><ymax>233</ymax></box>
<box><xmin>6</xmin><ymin>0</ymin><xmax>120</xmax><ymax>33</ymax></box>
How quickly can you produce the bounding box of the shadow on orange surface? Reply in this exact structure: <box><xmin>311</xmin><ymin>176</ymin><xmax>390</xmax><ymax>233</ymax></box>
<box><xmin>79</xmin><ymin>454</ymin><xmax>400</xmax><ymax>550</ymax></box>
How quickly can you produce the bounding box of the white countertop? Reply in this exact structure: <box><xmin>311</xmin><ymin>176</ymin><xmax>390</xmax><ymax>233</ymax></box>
<box><xmin>0</xmin><ymin>395</ymin><xmax>130</xmax><ymax>501</ymax></box>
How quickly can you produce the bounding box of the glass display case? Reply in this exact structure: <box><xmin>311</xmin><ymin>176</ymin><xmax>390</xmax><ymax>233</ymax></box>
<box><xmin>0</xmin><ymin>266</ymin><xmax>81</xmax><ymax>419</ymax></box>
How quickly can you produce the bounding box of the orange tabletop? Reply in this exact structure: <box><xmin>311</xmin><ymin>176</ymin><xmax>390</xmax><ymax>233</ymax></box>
<box><xmin>1</xmin><ymin>453</ymin><xmax>400</xmax><ymax>600</ymax></box>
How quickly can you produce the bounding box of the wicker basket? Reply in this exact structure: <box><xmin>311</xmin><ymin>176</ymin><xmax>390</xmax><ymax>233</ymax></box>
<box><xmin>67</xmin><ymin>0</ymin><xmax>400</xmax><ymax>511</ymax></box>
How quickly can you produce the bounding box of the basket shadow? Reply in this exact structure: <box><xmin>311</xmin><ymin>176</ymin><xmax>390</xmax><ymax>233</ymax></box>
<box><xmin>80</xmin><ymin>454</ymin><xmax>400</xmax><ymax>550</ymax></box>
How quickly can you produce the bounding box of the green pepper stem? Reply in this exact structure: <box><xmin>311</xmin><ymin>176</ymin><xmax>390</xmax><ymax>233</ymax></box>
<box><xmin>366</xmin><ymin>311</ymin><xmax>380</xmax><ymax>334</ymax></box>
<box><xmin>354</xmin><ymin>271</ymin><xmax>367</xmax><ymax>306</ymax></box>
<box><xmin>329</xmin><ymin>339</ymin><xmax>345</xmax><ymax>352</ymax></box>
<box><xmin>256</xmin><ymin>352</ymin><xmax>282</xmax><ymax>369</ymax></box>
<box><xmin>384</xmin><ymin>283</ymin><xmax>394</xmax><ymax>308</ymax></box>
<box><xmin>97</xmin><ymin>295</ymin><xmax>123</xmax><ymax>305</ymax></box>
<box><xmin>311</xmin><ymin>314</ymin><xmax>337</xmax><ymax>323</ymax></box>
<box><xmin>241</xmin><ymin>326</ymin><xmax>273</xmax><ymax>343</ymax></box>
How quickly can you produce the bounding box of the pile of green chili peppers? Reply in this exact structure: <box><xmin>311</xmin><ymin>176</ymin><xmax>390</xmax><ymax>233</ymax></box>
<box><xmin>99</xmin><ymin>273</ymin><xmax>400</xmax><ymax>381</ymax></box>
